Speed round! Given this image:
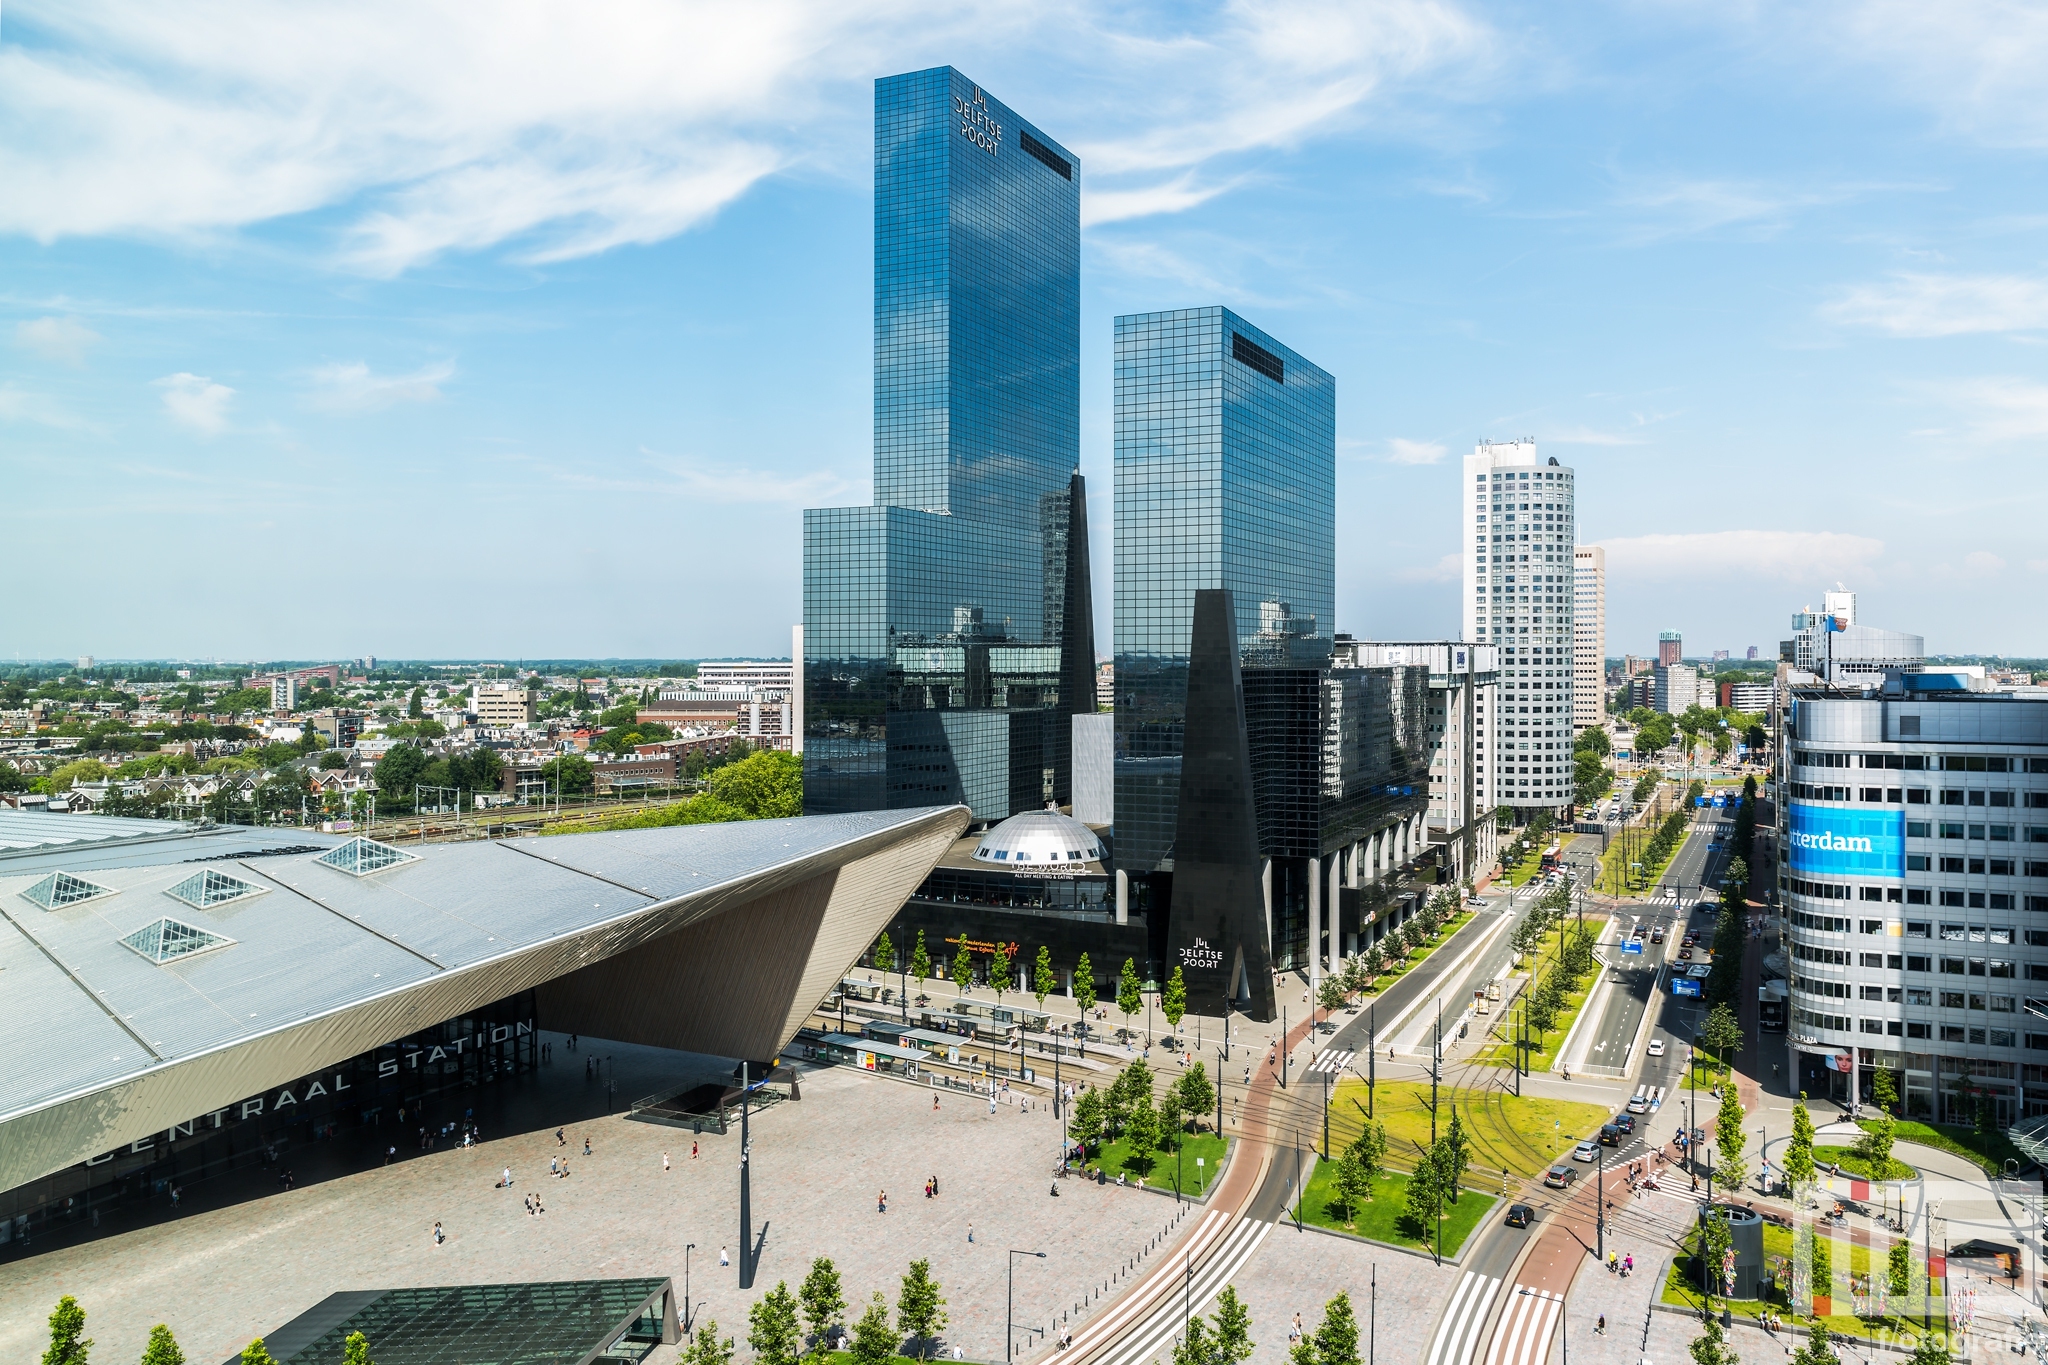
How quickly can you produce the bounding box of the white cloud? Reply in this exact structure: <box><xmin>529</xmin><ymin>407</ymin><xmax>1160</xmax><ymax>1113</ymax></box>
<box><xmin>153</xmin><ymin>372</ymin><xmax>235</xmax><ymax>434</ymax></box>
<box><xmin>1963</xmin><ymin>551</ymin><xmax>2007</xmax><ymax>576</ymax></box>
<box><xmin>1385</xmin><ymin>437</ymin><xmax>1448</xmax><ymax>464</ymax></box>
<box><xmin>1600</xmin><ymin>530</ymin><xmax>1885</xmax><ymax>583</ymax></box>
<box><xmin>1398</xmin><ymin>552</ymin><xmax>1462</xmax><ymax>583</ymax></box>
<box><xmin>1930</xmin><ymin>376</ymin><xmax>2048</xmax><ymax>441</ymax></box>
<box><xmin>638</xmin><ymin>449</ymin><xmax>857</xmax><ymax>507</ymax></box>
<box><xmin>1824</xmin><ymin>273</ymin><xmax>2048</xmax><ymax>337</ymax></box>
<box><xmin>1827</xmin><ymin>0</ymin><xmax>2048</xmax><ymax>148</ymax></box>
<box><xmin>0</xmin><ymin>383</ymin><xmax>94</xmax><ymax>431</ymax></box>
<box><xmin>0</xmin><ymin>0</ymin><xmax>1492</xmax><ymax>273</ymax></box>
<box><xmin>14</xmin><ymin>315</ymin><xmax>101</xmax><ymax>365</ymax></box>
<box><xmin>1545</xmin><ymin>426</ymin><xmax>1647</xmax><ymax>447</ymax></box>
<box><xmin>306</xmin><ymin>360</ymin><xmax>454</xmax><ymax>413</ymax></box>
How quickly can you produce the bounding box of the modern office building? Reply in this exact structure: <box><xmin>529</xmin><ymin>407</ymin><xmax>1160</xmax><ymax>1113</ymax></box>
<box><xmin>0</xmin><ymin>804</ymin><xmax>966</xmax><ymax>1240</ymax></box>
<box><xmin>801</xmin><ymin>68</ymin><xmax>1091</xmax><ymax>823</ymax></box>
<box><xmin>1461</xmin><ymin>439</ymin><xmax>1577</xmax><ymax>814</ymax></box>
<box><xmin>1659</xmin><ymin>631</ymin><xmax>1684</xmax><ymax>667</ymax></box>
<box><xmin>1777</xmin><ymin>673</ymin><xmax>2048</xmax><ymax>1122</ymax></box>
<box><xmin>1655</xmin><ymin>662</ymin><xmax>1699</xmax><ymax>715</ymax></box>
<box><xmin>691</xmin><ymin>662</ymin><xmax>794</xmax><ymax>694</ymax></box>
<box><xmin>1727</xmin><ymin>681</ymin><xmax>1774</xmax><ymax>712</ymax></box>
<box><xmin>1340</xmin><ymin>639</ymin><xmax>1499</xmax><ymax>889</ymax></box>
<box><xmin>1573</xmin><ymin>546</ymin><xmax>1606</xmax><ymax>736</ymax></box>
<box><xmin>1785</xmin><ymin>598</ymin><xmax>1925</xmax><ymax>686</ymax></box>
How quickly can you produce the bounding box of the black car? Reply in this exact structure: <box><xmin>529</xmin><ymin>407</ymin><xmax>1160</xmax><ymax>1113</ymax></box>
<box><xmin>1599</xmin><ymin>1123</ymin><xmax>1622</xmax><ymax>1146</ymax></box>
<box><xmin>1613</xmin><ymin>1113</ymin><xmax>1636</xmax><ymax>1134</ymax></box>
<box><xmin>1506</xmin><ymin>1203</ymin><xmax>1535</xmax><ymax>1228</ymax></box>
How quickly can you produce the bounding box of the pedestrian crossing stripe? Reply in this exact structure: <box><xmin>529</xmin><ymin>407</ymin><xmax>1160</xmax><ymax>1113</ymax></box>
<box><xmin>1481</xmin><ymin>1287</ymin><xmax>1562</xmax><ymax>1365</ymax></box>
<box><xmin>1632</xmin><ymin>1084</ymin><xmax>1666</xmax><ymax>1105</ymax></box>
<box><xmin>1308</xmin><ymin>1049</ymin><xmax>1355</xmax><ymax>1074</ymax></box>
<box><xmin>1425</xmin><ymin>1271</ymin><xmax>1502</xmax><ymax>1365</ymax></box>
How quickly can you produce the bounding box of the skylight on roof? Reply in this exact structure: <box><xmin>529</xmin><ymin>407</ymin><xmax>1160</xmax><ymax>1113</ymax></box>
<box><xmin>165</xmin><ymin>868</ymin><xmax>266</xmax><ymax>909</ymax></box>
<box><xmin>20</xmin><ymin>871</ymin><xmax>116</xmax><ymax>910</ymax></box>
<box><xmin>314</xmin><ymin>837</ymin><xmax>419</xmax><ymax>878</ymax></box>
<box><xmin>121</xmin><ymin>917</ymin><xmax>234</xmax><ymax>964</ymax></box>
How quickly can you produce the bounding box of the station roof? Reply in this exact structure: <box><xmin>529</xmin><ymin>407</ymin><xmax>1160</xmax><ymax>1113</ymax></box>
<box><xmin>0</xmin><ymin>804</ymin><xmax>967</xmax><ymax>1192</ymax></box>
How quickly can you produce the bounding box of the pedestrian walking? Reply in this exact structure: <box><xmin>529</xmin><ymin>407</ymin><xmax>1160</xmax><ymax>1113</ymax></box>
<box><xmin>692</xmin><ymin>1140</ymin><xmax>699</xmax><ymax>1159</ymax></box>
<box><xmin>1596</xmin><ymin>1315</ymin><xmax>1606</xmax><ymax>1336</ymax></box>
<box><xmin>967</xmin><ymin>1222</ymin><xmax>974</xmax><ymax>1243</ymax></box>
<box><xmin>584</xmin><ymin>1137</ymin><xmax>592</xmax><ymax>1156</ymax></box>
<box><xmin>879</xmin><ymin>1189</ymin><xmax>888</xmax><ymax>1214</ymax></box>
<box><xmin>720</xmin><ymin>1245</ymin><xmax>730</xmax><ymax>1267</ymax></box>
<box><xmin>525</xmin><ymin>1194</ymin><xmax>536</xmax><ymax>1216</ymax></box>
<box><xmin>501</xmin><ymin>1167</ymin><xmax>512</xmax><ymax>1188</ymax></box>
<box><xmin>433</xmin><ymin>1221</ymin><xmax>444</xmax><ymax>1245</ymax></box>
<box><xmin>934</xmin><ymin>1094</ymin><xmax>941</xmax><ymax>1112</ymax></box>
<box><xmin>557</xmin><ymin>1128</ymin><xmax>566</xmax><ymax>1146</ymax></box>
<box><xmin>664</xmin><ymin>1151</ymin><xmax>670</xmax><ymax>1172</ymax></box>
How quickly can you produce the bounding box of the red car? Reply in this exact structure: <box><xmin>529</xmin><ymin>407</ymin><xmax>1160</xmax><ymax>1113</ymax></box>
<box><xmin>1678</xmin><ymin>948</ymin><xmax>1693</xmax><ymax>961</ymax></box>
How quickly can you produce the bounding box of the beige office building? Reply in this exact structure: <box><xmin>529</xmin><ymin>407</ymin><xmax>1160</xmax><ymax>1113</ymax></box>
<box><xmin>1573</xmin><ymin>545</ymin><xmax>1606</xmax><ymax>736</ymax></box>
<box><xmin>472</xmin><ymin>682</ymin><xmax>536</xmax><ymax>727</ymax></box>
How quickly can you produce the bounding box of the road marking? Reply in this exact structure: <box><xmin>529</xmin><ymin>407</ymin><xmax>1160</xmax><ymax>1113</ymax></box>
<box><xmin>1482</xmin><ymin>1287</ymin><xmax>1562</xmax><ymax>1365</ymax></box>
<box><xmin>1308</xmin><ymin>1048</ymin><xmax>1356</xmax><ymax>1074</ymax></box>
<box><xmin>1425</xmin><ymin>1271</ymin><xmax>1502</xmax><ymax>1365</ymax></box>
<box><xmin>1085</xmin><ymin>1216</ymin><xmax>1275</xmax><ymax>1365</ymax></box>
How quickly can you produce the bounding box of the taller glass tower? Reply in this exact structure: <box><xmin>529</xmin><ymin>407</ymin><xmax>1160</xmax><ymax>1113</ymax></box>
<box><xmin>803</xmin><ymin>68</ymin><xmax>1087</xmax><ymax>822</ymax></box>
<box><xmin>1114</xmin><ymin>307</ymin><xmax>1336</xmax><ymax>980</ymax></box>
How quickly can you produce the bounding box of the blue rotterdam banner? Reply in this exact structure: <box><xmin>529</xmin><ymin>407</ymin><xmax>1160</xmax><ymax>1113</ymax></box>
<box><xmin>1787</xmin><ymin>803</ymin><xmax>1905</xmax><ymax>880</ymax></box>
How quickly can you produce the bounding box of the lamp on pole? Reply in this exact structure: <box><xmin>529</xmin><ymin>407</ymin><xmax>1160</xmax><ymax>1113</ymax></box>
<box><xmin>684</xmin><ymin>1243</ymin><xmax>696</xmax><ymax>1335</ymax></box>
<box><xmin>1007</xmin><ymin>1250</ymin><xmax>1046</xmax><ymax>1363</ymax></box>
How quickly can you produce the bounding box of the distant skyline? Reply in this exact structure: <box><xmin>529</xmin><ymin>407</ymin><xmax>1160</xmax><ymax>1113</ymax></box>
<box><xmin>3</xmin><ymin>3</ymin><xmax>2044</xmax><ymax>660</ymax></box>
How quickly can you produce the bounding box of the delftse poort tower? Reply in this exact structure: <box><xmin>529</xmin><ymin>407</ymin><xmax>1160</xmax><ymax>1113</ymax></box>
<box><xmin>802</xmin><ymin>68</ymin><xmax>1094</xmax><ymax>823</ymax></box>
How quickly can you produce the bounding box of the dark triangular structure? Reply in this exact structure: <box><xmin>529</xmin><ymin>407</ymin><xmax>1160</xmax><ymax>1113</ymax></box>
<box><xmin>1163</xmin><ymin>588</ymin><xmax>1275</xmax><ymax>1021</ymax></box>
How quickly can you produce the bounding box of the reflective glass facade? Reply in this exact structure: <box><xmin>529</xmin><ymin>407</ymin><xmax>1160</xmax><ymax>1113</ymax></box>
<box><xmin>1112</xmin><ymin>307</ymin><xmax>1336</xmax><ymax>876</ymax></box>
<box><xmin>804</xmin><ymin>68</ymin><xmax>1086</xmax><ymax>822</ymax></box>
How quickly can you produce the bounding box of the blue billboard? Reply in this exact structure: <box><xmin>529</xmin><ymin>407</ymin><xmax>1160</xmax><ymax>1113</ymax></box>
<box><xmin>1671</xmin><ymin>975</ymin><xmax>1703</xmax><ymax>998</ymax></box>
<box><xmin>1787</xmin><ymin>803</ymin><xmax>1905</xmax><ymax>880</ymax></box>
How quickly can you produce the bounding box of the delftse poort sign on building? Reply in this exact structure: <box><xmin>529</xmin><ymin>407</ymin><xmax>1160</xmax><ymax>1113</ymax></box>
<box><xmin>1787</xmin><ymin>803</ymin><xmax>1905</xmax><ymax>880</ymax></box>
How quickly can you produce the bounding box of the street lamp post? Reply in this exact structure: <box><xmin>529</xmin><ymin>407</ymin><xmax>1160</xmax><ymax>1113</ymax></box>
<box><xmin>684</xmin><ymin>1243</ymin><xmax>695</xmax><ymax>1335</ymax></box>
<box><xmin>1007</xmin><ymin>1249</ymin><xmax>1046</xmax><ymax>1363</ymax></box>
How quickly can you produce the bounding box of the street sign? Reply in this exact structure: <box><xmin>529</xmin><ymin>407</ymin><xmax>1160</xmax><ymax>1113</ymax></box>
<box><xmin>1622</xmin><ymin>938</ymin><xmax>1644</xmax><ymax>955</ymax></box>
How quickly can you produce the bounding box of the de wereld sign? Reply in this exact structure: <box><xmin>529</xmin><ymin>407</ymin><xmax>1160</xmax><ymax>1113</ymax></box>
<box><xmin>1787</xmin><ymin>803</ymin><xmax>1904</xmax><ymax>880</ymax></box>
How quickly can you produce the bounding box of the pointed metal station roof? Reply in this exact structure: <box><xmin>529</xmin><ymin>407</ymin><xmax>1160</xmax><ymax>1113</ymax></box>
<box><xmin>0</xmin><ymin>804</ymin><xmax>968</xmax><ymax>1193</ymax></box>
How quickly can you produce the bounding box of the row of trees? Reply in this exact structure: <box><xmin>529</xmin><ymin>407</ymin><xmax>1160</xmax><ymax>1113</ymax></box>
<box><xmin>871</xmin><ymin>932</ymin><xmax>1159</xmax><ymax>1033</ymax></box>
<box><xmin>1572</xmin><ymin>725</ymin><xmax>1613</xmax><ymax>808</ymax></box>
<box><xmin>39</xmin><ymin>1296</ymin><xmax>376</xmax><ymax>1365</ymax></box>
<box><xmin>692</xmin><ymin>1256</ymin><xmax>948</xmax><ymax>1365</ymax></box>
<box><xmin>1508</xmin><ymin>884</ymin><xmax>1598</xmax><ymax>1038</ymax></box>
<box><xmin>1067</xmin><ymin>1058</ymin><xmax>1219</xmax><ymax>1166</ymax></box>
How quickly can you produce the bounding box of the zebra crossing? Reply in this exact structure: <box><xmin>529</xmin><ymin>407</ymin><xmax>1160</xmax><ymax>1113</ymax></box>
<box><xmin>1632</xmin><ymin>1083</ymin><xmax>1666</xmax><ymax>1110</ymax></box>
<box><xmin>1080</xmin><ymin>1216</ymin><xmax>1275</xmax><ymax>1365</ymax></box>
<box><xmin>1307</xmin><ymin>1048</ymin><xmax>1355</xmax><ymax>1075</ymax></box>
<box><xmin>1481</xmin><ymin>1287</ymin><xmax>1562</xmax><ymax>1365</ymax></box>
<box><xmin>1424</xmin><ymin>1271</ymin><xmax>1502</xmax><ymax>1365</ymax></box>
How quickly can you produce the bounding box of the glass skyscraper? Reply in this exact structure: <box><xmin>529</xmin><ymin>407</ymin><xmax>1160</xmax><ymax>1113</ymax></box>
<box><xmin>803</xmin><ymin>68</ymin><xmax>1089</xmax><ymax>822</ymax></box>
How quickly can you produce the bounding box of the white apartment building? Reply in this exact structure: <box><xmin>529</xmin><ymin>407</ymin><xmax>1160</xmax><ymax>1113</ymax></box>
<box><xmin>691</xmin><ymin>661</ymin><xmax>793</xmax><ymax>693</ymax></box>
<box><xmin>270</xmin><ymin>676</ymin><xmax>297</xmax><ymax>712</ymax></box>
<box><xmin>1573</xmin><ymin>545</ymin><xmax>1606</xmax><ymax>736</ymax></box>
<box><xmin>1462</xmin><ymin>439</ymin><xmax>1577</xmax><ymax>814</ymax></box>
<box><xmin>1654</xmin><ymin>662</ymin><xmax>1699</xmax><ymax>715</ymax></box>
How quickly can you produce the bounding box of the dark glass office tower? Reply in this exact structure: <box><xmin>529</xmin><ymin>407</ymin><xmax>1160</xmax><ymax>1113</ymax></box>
<box><xmin>803</xmin><ymin>68</ymin><xmax>1086</xmax><ymax>822</ymax></box>
<box><xmin>1114</xmin><ymin>308</ymin><xmax>1337</xmax><ymax>1004</ymax></box>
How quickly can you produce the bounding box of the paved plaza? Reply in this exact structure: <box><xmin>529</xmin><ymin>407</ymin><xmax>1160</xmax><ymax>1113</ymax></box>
<box><xmin>0</xmin><ymin>1034</ymin><xmax>1178</xmax><ymax>1365</ymax></box>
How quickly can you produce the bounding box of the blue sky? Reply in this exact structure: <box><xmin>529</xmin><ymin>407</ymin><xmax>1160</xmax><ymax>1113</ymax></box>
<box><xmin>3</xmin><ymin>1</ymin><xmax>2044</xmax><ymax>663</ymax></box>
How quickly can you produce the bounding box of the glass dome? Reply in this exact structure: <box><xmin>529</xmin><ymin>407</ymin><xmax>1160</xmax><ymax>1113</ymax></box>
<box><xmin>972</xmin><ymin>808</ymin><xmax>1104</xmax><ymax>870</ymax></box>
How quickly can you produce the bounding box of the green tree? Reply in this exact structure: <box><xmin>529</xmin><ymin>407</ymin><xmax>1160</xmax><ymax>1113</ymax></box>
<box><xmin>705</xmin><ymin>749</ymin><xmax>803</xmax><ymax>819</ymax></box>
<box><xmin>1210</xmin><ymin>1286</ymin><xmax>1254</xmax><ymax>1365</ymax></box>
<box><xmin>1903</xmin><ymin>1336</ymin><xmax>1950</xmax><ymax>1365</ymax></box>
<box><xmin>1700</xmin><ymin>1002</ymin><xmax>1743</xmax><ymax>1075</ymax></box>
<box><xmin>1404</xmin><ymin>1146</ymin><xmax>1445</xmax><ymax>1231</ymax></box>
<box><xmin>1687</xmin><ymin>1315</ymin><xmax>1740</xmax><ymax>1365</ymax></box>
<box><xmin>1070</xmin><ymin>1086</ymin><xmax>1105</xmax><ymax>1156</ymax></box>
<box><xmin>1784</xmin><ymin>1094</ymin><xmax>1817</xmax><ymax>1187</ymax></box>
<box><xmin>1699</xmin><ymin>1211</ymin><xmax>1734</xmax><ymax>1303</ymax></box>
<box><xmin>1317</xmin><ymin>976</ymin><xmax>1346</xmax><ymax>1017</ymax></box>
<box><xmin>1162</xmin><ymin>965</ymin><xmax>1187</xmax><ymax>1033</ymax></box>
<box><xmin>1074</xmin><ymin>951</ymin><xmax>1097</xmax><ymax>1015</ymax></box>
<box><xmin>848</xmin><ymin>1294</ymin><xmax>896</xmax><ymax>1365</ymax></box>
<box><xmin>1714</xmin><ymin>1085</ymin><xmax>1748</xmax><ymax>1192</ymax></box>
<box><xmin>43</xmin><ymin>1295</ymin><xmax>90</xmax><ymax>1365</ymax></box>
<box><xmin>407</xmin><ymin>686</ymin><xmax>423</xmax><ymax>717</ymax></box>
<box><xmin>1177</xmin><ymin>1062</ymin><xmax>1215</xmax><ymax>1127</ymax></box>
<box><xmin>1172</xmin><ymin>1314</ymin><xmax>1216</xmax><ymax>1365</ymax></box>
<box><xmin>1792</xmin><ymin>1323</ymin><xmax>1839</xmax><ymax>1365</ymax></box>
<box><xmin>1159</xmin><ymin>1085</ymin><xmax>1185</xmax><ymax>1146</ymax></box>
<box><xmin>1333</xmin><ymin>1142</ymin><xmax>1372</xmax><ymax>1227</ymax></box>
<box><xmin>895</xmin><ymin>1260</ymin><xmax>948</xmax><ymax>1362</ymax></box>
<box><xmin>748</xmin><ymin>1283</ymin><xmax>802</xmax><ymax>1365</ymax></box>
<box><xmin>873</xmin><ymin>932</ymin><xmax>895</xmax><ymax>977</ymax></box>
<box><xmin>1888</xmin><ymin>1239</ymin><xmax>1914</xmax><ymax>1298</ymax></box>
<box><xmin>1303</xmin><ymin>1294</ymin><xmax>1360</xmax><ymax>1365</ymax></box>
<box><xmin>1873</xmin><ymin>1063</ymin><xmax>1900</xmax><ymax>1115</ymax></box>
<box><xmin>988</xmin><ymin>940</ymin><xmax>1012</xmax><ymax>1004</ymax></box>
<box><xmin>911</xmin><ymin>930</ymin><xmax>932</xmax><ymax>999</ymax></box>
<box><xmin>951</xmin><ymin>939</ymin><xmax>974</xmax><ymax>994</ymax></box>
<box><xmin>238</xmin><ymin>1344</ymin><xmax>276</xmax><ymax>1365</ymax></box>
<box><xmin>1034</xmin><ymin>945</ymin><xmax>1055</xmax><ymax>1009</ymax></box>
<box><xmin>1442</xmin><ymin>1109</ymin><xmax>1471</xmax><ymax>1202</ymax></box>
<box><xmin>340</xmin><ymin>1334</ymin><xmax>372</xmax><ymax>1365</ymax></box>
<box><xmin>1808</xmin><ymin>1229</ymin><xmax>1834</xmax><ymax>1310</ymax></box>
<box><xmin>1856</xmin><ymin>1104</ymin><xmax>1899</xmax><ymax>1179</ymax></box>
<box><xmin>372</xmin><ymin>743</ymin><xmax>430</xmax><ymax>811</ymax></box>
<box><xmin>140</xmin><ymin>1326</ymin><xmax>186</xmax><ymax>1365</ymax></box>
<box><xmin>1124</xmin><ymin>1091</ymin><xmax>1160</xmax><ymax>1170</ymax></box>
<box><xmin>1117</xmin><ymin>957</ymin><xmax>1143</xmax><ymax>1032</ymax></box>
<box><xmin>799</xmin><ymin>1258</ymin><xmax>845</xmax><ymax>1353</ymax></box>
<box><xmin>681</xmin><ymin>1320</ymin><xmax>734</xmax><ymax>1365</ymax></box>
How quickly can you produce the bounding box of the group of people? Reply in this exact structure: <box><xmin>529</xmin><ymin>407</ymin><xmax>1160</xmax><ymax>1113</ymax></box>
<box><xmin>1605</xmin><ymin>1251</ymin><xmax>1635</xmax><ymax>1276</ymax></box>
